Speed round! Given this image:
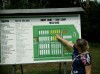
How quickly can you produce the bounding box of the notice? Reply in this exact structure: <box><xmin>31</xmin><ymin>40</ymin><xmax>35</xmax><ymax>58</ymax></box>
<box><xmin>0</xmin><ymin>19</ymin><xmax>33</xmax><ymax>64</ymax></box>
<box><xmin>15</xmin><ymin>22</ymin><xmax>33</xmax><ymax>63</ymax></box>
<box><xmin>0</xmin><ymin>21</ymin><xmax>16</xmax><ymax>64</ymax></box>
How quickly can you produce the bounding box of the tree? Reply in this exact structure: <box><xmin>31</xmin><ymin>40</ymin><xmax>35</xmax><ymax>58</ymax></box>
<box><xmin>86</xmin><ymin>0</ymin><xmax>90</xmax><ymax>8</ymax></box>
<box><xmin>46</xmin><ymin>0</ymin><xmax>80</xmax><ymax>8</ymax></box>
<box><xmin>28</xmin><ymin>0</ymin><xmax>48</xmax><ymax>8</ymax></box>
<box><xmin>0</xmin><ymin>0</ymin><xmax>5</xmax><ymax>9</ymax></box>
<box><xmin>0</xmin><ymin>0</ymin><xmax>3</xmax><ymax>9</ymax></box>
<box><xmin>10</xmin><ymin>0</ymin><xmax>28</xmax><ymax>9</ymax></box>
<box><xmin>81</xmin><ymin>1</ymin><xmax>100</xmax><ymax>43</ymax></box>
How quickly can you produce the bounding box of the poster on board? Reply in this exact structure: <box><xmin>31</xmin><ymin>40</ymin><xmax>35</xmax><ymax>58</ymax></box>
<box><xmin>0</xmin><ymin>14</ymin><xmax>81</xmax><ymax>65</ymax></box>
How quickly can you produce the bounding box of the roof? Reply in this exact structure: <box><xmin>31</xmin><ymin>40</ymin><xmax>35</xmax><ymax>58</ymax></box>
<box><xmin>0</xmin><ymin>7</ymin><xmax>84</xmax><ymax>15</ymax></box>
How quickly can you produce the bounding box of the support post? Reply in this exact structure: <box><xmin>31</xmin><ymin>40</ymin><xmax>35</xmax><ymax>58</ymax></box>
<box><xmin>20</xmin><ymin>65</ymin><xmax>24</xmax><ymax>74</ymax></box>
<box><xmin>64</xmin><ymin>62</ymin><xmax>66</xmax><ymax>74</ymax></box>
<box><xmin>59</xmin><ymin>62</ymin><xmax>61</xmax><ymax>74</ymax></box>
<box><xmin>13</xmin><ymin>65</ymin><xmax>16</xmax><ymax>74</ymax></box>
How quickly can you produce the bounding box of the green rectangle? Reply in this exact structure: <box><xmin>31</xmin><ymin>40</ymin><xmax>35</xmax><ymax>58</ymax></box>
<box><xmin>33</xmin><ymin>25</ymin><xmax>79</xmax><ymax>61</ymax></box>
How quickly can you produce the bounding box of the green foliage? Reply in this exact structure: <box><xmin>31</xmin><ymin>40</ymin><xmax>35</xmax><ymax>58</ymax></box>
<box><xmin>81</xmin><ymin>2</ymin><xmax>100</xmax><ymax>43</ymax></box>
<box><xmin>28</xmin><ymin>0</ymin><xmax>48</xmax><ymax>8</ymax></box>
<box><xmin>0</xmin><ymin>0</ymin><xmax>49</xmax><ymax>9</ymax></box>
<box><xmin>9</xmin><ymin>0</ymin><xmax>28</xmax><ymax>9</ymax></box>
<box><xmin>0</xmin><ymin>0</ymin><xmax>80</xmax><ymax>9</ymax></box>
<box><xmin>0</xmin><ymin>0</ymin><xmax>2</xmax><ymax>9</ymax></box>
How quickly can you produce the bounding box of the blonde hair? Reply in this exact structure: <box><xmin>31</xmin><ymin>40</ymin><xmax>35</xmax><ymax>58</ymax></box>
<box><xmin>76</xmin><ymin>39</ymin><xmax>89</xmax><ymax>52</ymax></box>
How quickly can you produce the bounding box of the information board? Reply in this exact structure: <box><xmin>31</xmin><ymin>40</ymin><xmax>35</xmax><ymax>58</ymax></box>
<box><xmin>0</xmin><ymin>14</ymin><xmax>81</xmax><ymax>64</ymax></box>
<box><xmin>33</xmin><ymin>25</ymin><xmax>79</xmax><ymax>61</ymax></box>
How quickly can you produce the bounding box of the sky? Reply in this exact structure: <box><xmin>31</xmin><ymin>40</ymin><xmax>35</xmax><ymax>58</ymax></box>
<box><xmin>98</xmin><ymin>0</ymin><xmax>100</xmax><ymax>2</ymax></box>
<box><xmin>96</xmin><ymin>0</ymin><xmax>100</xmax><ymax>2</ymax></box>
<box><xmin>83</xmin><ymin>0</ymin><xmax>100</xmax><ymax>2</ymax></box>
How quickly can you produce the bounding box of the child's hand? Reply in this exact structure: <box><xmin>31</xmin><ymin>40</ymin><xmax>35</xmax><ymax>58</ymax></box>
<box><xmin>56</xmin><ymin>34</ymin><xmax>61</xmax><ymax>39</ymax></box>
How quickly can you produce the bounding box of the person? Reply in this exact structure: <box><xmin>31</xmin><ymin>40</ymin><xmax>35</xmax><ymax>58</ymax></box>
<box><xmin>56</xmin><ymin>35</ymin><xmax>91</xmax><ymax>74</ymax></box>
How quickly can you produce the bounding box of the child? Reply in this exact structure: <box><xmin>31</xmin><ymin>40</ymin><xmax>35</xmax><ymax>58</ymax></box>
<box><xmin>56</xmin><ymin>35</ymin><xmax>91</xmax><ymax>74</ymax></box>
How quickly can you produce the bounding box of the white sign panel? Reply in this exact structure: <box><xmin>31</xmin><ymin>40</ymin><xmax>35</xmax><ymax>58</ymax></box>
<box><xmin>0</xmin><ymin>14</ymin><xmax>81</xmax><ymax>65</ymax></box>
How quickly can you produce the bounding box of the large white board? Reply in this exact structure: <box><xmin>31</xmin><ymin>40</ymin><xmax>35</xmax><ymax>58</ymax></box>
<box><xmin>0</xmin><ymin>14</ymin><xmax>81</xmax><ymax>65</ymax></box>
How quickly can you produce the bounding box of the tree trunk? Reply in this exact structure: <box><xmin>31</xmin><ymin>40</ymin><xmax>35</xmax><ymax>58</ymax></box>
<box><xmin>86</xmin><ymin>0</ymin><xmax>90</xmax><ymax>8</ymax></box>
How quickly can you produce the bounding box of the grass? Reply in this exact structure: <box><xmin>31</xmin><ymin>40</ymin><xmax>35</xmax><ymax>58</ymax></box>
<box><xmin>89</xmin><ymin>43</ymin><xmax>100</xmax><ymax>74</ymax></box>
<box><xmin>0</xmin><ymin>43</ymin><xmax>100</xmax><ymax>74</ymax></box>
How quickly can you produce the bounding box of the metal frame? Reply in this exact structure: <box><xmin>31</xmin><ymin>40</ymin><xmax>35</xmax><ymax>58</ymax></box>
<box><xmin>0</xmin><ymin>7</ymin><xmax>84</xmax><ymax>15</ymax></box>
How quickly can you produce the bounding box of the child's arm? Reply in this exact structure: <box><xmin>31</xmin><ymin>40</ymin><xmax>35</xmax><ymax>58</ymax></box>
<box><xmin>56</xmin><ymin>35</ymin><xmax>74</xmax><ymax>48</ymax></box>
<box><xmin>85</xmin><ymin>65</ymin><xmax>91</xmax><ymax>74</ymax></box>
